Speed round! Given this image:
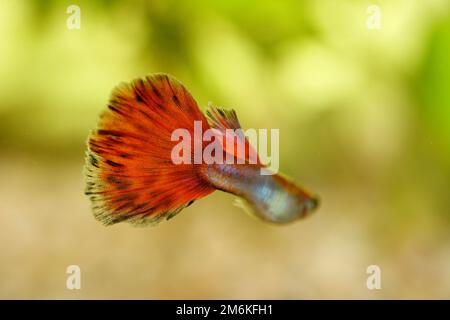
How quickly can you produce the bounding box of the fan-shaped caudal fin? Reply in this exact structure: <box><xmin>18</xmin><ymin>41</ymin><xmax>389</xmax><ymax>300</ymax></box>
<box><xmin>85</xmin><ymin>74</ymin><xmax>215</xmax><ymax>226</ymax></box>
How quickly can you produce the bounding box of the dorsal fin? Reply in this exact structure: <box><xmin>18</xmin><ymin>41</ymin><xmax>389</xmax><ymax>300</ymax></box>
<box><xmin>206</xmin><ymin>103</ymin><xmax>243</xmax><ymax>132</ymax></box>
<box><xmin>205</xmin><ymin>103</ymin><xmax>260</xmax><ymax>164</ymax></box>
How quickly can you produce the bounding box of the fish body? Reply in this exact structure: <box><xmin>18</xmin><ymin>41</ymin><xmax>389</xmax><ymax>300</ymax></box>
<box><xmin>85</xmin><ymin>73</ymin><xmax>319</xmax><ymax>226</ymax></box>
<box><xmin>204</xmin><ymin>164</ymin><xmax>317</xmax><ymax>223</ymax></box>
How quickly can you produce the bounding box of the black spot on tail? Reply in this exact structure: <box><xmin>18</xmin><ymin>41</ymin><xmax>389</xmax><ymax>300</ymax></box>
<box><xmin>106</xmin><ymin>160</ymin><xmax>124</xmax><ymax>168</ymax></box>
<box><xmin>107</xmin><ymin>175</ymin><xmax>125</xmax><ymax>185</ymax></box>
<box><xmin>97</xmin><ymin>130</ymin><xmax>123</xmax><ymax>137</ymax></box>
<box><xmin>136</xmin><ymin>92</ymin><xmax>144</xmax><ymax>103</ymax></box>
<box><xmin>149</xmin><ymin>81</ymin><xmax>162</xmax><ymax>99</ymax></box>
<box><xmin>108</xmin><ymin>105</ymin><xmax>126</xmax><ymax>117</ymax></box>
<box><xmin>89</xmin><ymin>154</ymin><xmax>99</xmax><ymax>168</ymax></box>
<box><xmin>172</xmin><ymin>94</ymin><xmax>181</xmax><ymax>107</ymax></box>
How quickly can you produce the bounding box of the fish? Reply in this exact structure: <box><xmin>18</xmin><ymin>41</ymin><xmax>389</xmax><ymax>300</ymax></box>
<box><xmin>84</xmin><ymin>73</ymin><xmax>319</xmax><ymax>226</ymax></box>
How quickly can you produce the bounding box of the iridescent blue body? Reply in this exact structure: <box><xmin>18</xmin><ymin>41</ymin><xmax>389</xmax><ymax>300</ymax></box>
<box><xmin>204</xmin><ymin>164</ymin><xmax>319</xmax><ymax>223</ymax></box>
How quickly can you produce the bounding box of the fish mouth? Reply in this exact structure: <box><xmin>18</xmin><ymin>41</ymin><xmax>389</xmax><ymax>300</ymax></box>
<box><xmin>302</xmin><ymin>196</ymin><xmax>320</xmax><ymax>215</ymax></box>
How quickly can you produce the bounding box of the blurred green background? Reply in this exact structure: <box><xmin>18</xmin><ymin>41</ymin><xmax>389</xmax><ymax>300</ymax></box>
<box><xmin>0</xmin><ymin>0</ymin><xmax>449</xmax><ymax>299</ymax></box>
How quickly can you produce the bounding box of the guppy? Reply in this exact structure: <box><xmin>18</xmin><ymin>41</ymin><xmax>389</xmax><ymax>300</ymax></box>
<box><xmin>85</xmin><ymin>73</ymin><xmax>319</xmax><ymax>226</ymax></box>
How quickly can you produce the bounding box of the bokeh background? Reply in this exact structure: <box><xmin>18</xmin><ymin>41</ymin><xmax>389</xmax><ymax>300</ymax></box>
<box><xmin>1</xmin><ymin>0</ymin><xmax>449</xmax><ymax>299</ymax></box>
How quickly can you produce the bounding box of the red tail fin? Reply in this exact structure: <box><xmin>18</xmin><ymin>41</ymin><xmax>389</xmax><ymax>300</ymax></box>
<box><xmin>85</xmin><ymin>74</ymin><xmax>214</xmax><ymax>226</ymax></box>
